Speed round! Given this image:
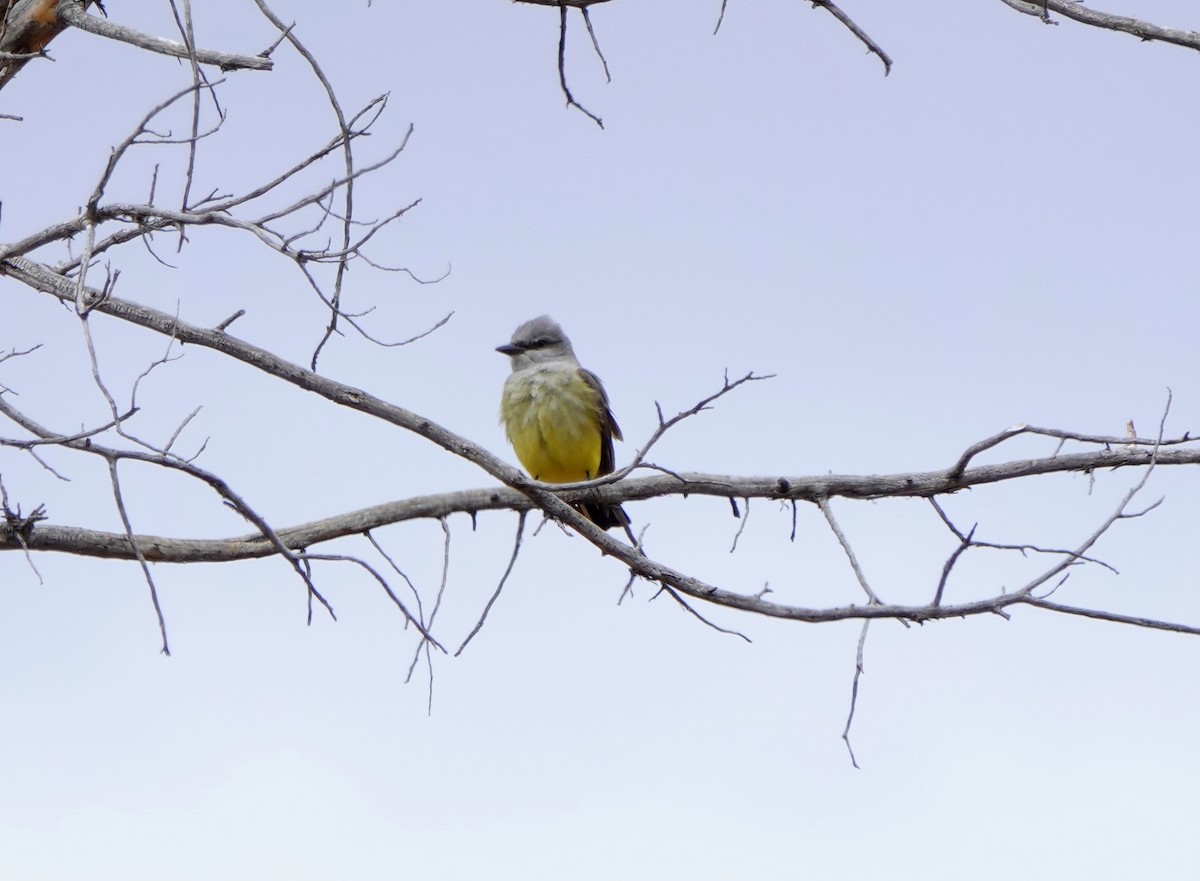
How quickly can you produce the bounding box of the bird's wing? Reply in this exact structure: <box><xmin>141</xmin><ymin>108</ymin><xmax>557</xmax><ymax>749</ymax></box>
<box><xmin>580</xmin><ymin>368</ymin><xmax>621</xmax><ymax>476</ymax></box>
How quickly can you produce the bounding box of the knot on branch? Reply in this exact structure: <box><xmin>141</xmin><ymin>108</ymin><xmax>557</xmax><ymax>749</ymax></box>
<box><xmin>3</xmin><ymin>501</ymin><xmax>46</xmax><ymax>538</ymax></box>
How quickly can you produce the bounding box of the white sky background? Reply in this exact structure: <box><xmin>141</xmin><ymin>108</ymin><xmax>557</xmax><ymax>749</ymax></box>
<box><xmin>2</xmin><ymin>0</ymin><xmax>1199</xmax><ymax>877</ymax></box>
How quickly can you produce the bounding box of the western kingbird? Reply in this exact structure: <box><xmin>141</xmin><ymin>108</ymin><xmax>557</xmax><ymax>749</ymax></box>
<box><xmin>497</xmin><ymin>315</ymin><xmax>630</xmax><ymax>530</ymax></box>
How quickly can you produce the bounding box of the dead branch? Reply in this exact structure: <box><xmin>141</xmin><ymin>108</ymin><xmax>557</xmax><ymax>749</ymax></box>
<box><xmin>3</xmin><ymin>429</ymin><xmax>1192</xmax><ymax>637</ymax></box>
<box><xmin>818</xmin><ymin>497</ymin><xmax>881</xmax><ymax>605</ymax></box>
<box><xmin>841</xmin><ymin>620</ymin><xmax>869</xmax><ymax>769</ymax></box>
<box><xmin>999</xmin><ymin>0</ymin><xmax>1200</xmax><ymax>53</ymax></box>
<box><xmin>456</xmin><ymin>511</ymin><xmax>526</xmax><ymax>655</ymax></box>
<box><xmin>557</xmin><ymin>5</ymin><xmax>603</xmax><ymax>128</ymax></box>
<box><xmin>250</xmin><ymin>0</ymin><xmax>359</xmax><ymax>370</ymax></box>
<box><xmin>0</xmin><ymin>391</ymin><xmax>340</xmax><ymax>629</ymax></box>
<box><xmin>809</xmin><ymin>0</ymin><xmax>892</xmax><ymax>75</ymax></box>
<box><xmin>56</xmin><ymin>1</ymin><xmax>271</xmax><ymax>72</ymax></box>
<box><xmin>8</xmin><ymin>436</ymin><xmax>1192</xmax><ymax>563</ymax></box>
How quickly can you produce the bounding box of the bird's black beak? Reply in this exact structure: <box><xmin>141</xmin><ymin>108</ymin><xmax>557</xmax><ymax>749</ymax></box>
<box><xmin>496</xmin><ymin>343</ymin><xmax>523</xmax><ymax>356</ymax></box>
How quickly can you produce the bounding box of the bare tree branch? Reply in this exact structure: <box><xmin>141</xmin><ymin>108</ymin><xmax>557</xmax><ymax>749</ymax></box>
<box><xmin>809</xmin><ymin>0</ymin><xmax>892</xmax><ymax>75</ymax></box>
<box><xmin>1026</xmin><ymin>599</ymin><xmax>1200</xmax><ymax>637</ymax></box>
<box><xmin>56</xmin><ymin>1</ymin><xmax>272</xmax><ymax>72</ymax></box>
<box><xmin>999</xmin><ymin>0</ymin><xmax>1200</xmax><ymax>53</ymax></box>
<box><xmin>818</xmin><ymin>497</ymin><xmax>881</xmax><ymax>605</ymax></box>
<box><xmin>250</xmin><ymin>0</ymin><xmax>360</xmax><ymax>369</ymax></box>
<box><xmin>456</xmin><ymin>512</ymin><xmax>527</xmax><ymax>655</ymax></box>
<box><xmin>105</xmin><ymin>458</ymin><xmax>170</xmax><ymax>654</ymax></box>
<box><xmin>655</xmin><ymin>584</ymin><xmax>752</xmax><ymax>642</ymax></box>
<box><xmin>0</xmin><ymin>473</ymin><xmax>45</xmax><ymax>583</ymax></box>
<box><xmin>0</xmin><ymin>390</ymin><xmax>341</xmax><ymax>626</ymax></box>
<box><xmin>557</xmin><ymin>5</ymin><xmax>603</xmax><ymax>128</ymax></box>
<box><xmin>4</xmin><ymin>426</ymin><xmax>1187</xmax><ymax>635</ymax></box>
<box><xmin>841</xmin><ymin>620</ymin><xmax>869</xmax><ymax>769</ymax></box>
<box><xmin>581</xmin><ymin>6</ymin><xmax>610</xmax><ymax>82</ymax></box>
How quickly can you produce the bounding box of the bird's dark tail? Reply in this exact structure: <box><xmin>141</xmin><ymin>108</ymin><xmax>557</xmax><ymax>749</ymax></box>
<box><xmin>580</xmin><ymin>501</ymin><xmax>630</xmax><ymax>531</ymax></box>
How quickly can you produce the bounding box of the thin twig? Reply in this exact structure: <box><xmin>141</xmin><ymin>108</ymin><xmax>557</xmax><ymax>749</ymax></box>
<box><xmin>0</xmin><ymin>475</ymin><xmax>45</xmax><ymax>584</ymax></box>
<box><xmin>580</xmin><ymin>6</ymin><xmax>610</xmax><ymax>82</ymax></box>
<box><xmin>570</xmin><ymin>371</ymin><xmax>772</xmax><ymax>493</ymax></box>
<box><xmin>933</xmin><ymin>523</ymin><xmax>975</xmax><ymax>607</ymax></box>
<box><xmin>714</xmin><ymin>0</ymin><xmax>730</xmax><ymax>34</ymax></box>
<box><xmin>928</xmin><ymin>497</ymin><xmax>1118</xmax><ymax>581</ymax></box>
<box><xmin>251</xmin><ymin>0</ymin><xmax>358</xmax><ymax>371</ymax></box>
<box><xmin>166</xmin><ymin>0</ymin><xmax>204</xmax><ymax>217</ymax></box>
<box><xmin>658</xmin><ymin>585</ymin><xmax>751</xmax><ymax>642</ymax></box>
<box><xmin>808</xmin><ymin>0</ymin><xmax>892</xmax><ymax>75</ymax></box>
<box><xmin>106</xmin><ymin>459</ymin><xmax>170</xmax><ymax>654</ymax></box>
<box><xmin>297</xmin><ymin>551</ymin><xmax>442</xmax><ymax>648</ymax></box>
<box><xmin>818</xmin><ymin>497</ymin><xmax>881</xmax><ymax>605</ymax></box>
<box><xmin>729</xmin><ymin>497</ymin><xmax>750</xmax><ymax>553</ymax></box>
<box><xmin>841</xmin><ymin>620</ymin><xmax>868</xmax><ymax>769</ymax></box>
<box><xmin>1027</xmin><ymin>598</ymin><xmax>1200</xmax><ymax>636</ymax></box>
<box><xmin>948</xmin><ymin>421</ymin><xmax>1196</xmax><ymax>479</ymax></box>
<box><xmin>557</xmin><ymin>5</ymin><xmax>603</xmax><ymax>128</ymax></box>
<box><xmin>456</xmin><ymin>511</ymin><xmax>526</xmax><ymax>655</ymax></box>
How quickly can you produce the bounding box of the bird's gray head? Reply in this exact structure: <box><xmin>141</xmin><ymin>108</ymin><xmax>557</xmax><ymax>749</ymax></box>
<box><xmin>496</xmin><ymin>315</ymin><xmax>578</xmax><ymax>370</ymax></box>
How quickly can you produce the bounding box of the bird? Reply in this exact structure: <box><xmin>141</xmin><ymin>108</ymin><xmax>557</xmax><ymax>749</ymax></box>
<box><xmin>497</xmin><ymin>315</ymin><xmax>629</xmax><ymax>530</ymax></box>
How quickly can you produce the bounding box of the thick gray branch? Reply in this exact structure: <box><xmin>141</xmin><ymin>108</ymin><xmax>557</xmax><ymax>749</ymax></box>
<box><xmin>1000</xmin><ymin>0</ymin><xmax>1200</xmax><ymax>52</ymax></box>
<box><xmin>3</xmin><ymin>448</ymin><xmax>1197</xmax><ymax>563</ymax></box>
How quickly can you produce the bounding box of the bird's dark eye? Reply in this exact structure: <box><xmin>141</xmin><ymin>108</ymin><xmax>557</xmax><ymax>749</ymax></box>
<box><xmin>526</xmin><ymin>336</ymin><xmax>552</xmax><ymax>349</ymax></box>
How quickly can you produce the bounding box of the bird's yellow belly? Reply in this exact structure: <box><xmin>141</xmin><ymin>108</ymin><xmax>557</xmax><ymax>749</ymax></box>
<box><xmin>502</xmin><ymin>369</ymin><xmax>602</xmax><ymax>483</ymax></box>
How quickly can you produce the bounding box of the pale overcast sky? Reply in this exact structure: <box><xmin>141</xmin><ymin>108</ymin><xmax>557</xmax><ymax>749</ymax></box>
<box><xmin>2</xmin><ymin>1</ymin><xmax>1199</xmax><ymax>878</ymax></box>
